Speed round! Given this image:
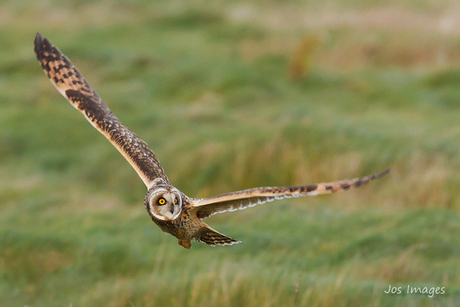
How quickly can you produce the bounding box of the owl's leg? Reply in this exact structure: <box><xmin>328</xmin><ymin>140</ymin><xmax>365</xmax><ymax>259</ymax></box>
<box><xmin>178</xmin><ymin>239</ymin><xmax>192</xmax><ymax>249</ymax></box>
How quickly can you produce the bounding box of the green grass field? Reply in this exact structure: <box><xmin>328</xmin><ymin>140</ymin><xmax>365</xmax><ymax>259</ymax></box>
<box><xmin>1</xmin><ymin>0</ymin><xmax>460</xmax><ymax>306</ymax></box>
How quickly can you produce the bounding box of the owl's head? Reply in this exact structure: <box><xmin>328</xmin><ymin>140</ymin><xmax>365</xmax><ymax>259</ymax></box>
<box><xmin>144</xmin><ymin>185</ymin><xmax>182</xmax><ymax>221</ymax></box>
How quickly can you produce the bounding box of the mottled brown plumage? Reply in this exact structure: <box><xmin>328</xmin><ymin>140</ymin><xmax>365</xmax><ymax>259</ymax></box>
<box><xmin>34</xmin><ymin>33</ymin><xmax>169</xmax><ymax>188</ymax></box>
<box><xmin>34</xmin><ymin>33</ymin><xmax>389</xmax><ymax>249</ymax></box>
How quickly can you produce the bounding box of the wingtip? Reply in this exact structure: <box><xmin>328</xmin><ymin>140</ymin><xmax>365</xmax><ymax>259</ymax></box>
<box><xmin>34</xmin><ymin>32</ymin><xmax>43</xmax><ymax>53</ymax></box>
<box><xmin>374</xmin><ymin>168</ymin><xmax>390</xmax><ymax>179</ymax></box>
<box><xmin>34</xmin><ymin>32</ymin><xmax>54</xmax><ymax>56</ymax></box>
<box><xmin>34</xmin><ymin>32</ymin><xmax>49</xmax><ymax>57</ymax></box>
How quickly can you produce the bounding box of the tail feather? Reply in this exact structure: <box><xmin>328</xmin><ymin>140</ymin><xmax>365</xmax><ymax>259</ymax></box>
<box><xmin>196</xmin><ymin>226</ymin><xmax>241</xmax><ymax>246</ymax></box>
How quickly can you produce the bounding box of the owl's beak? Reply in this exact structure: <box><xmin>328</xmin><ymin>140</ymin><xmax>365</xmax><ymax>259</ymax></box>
<box><xmin>170</xmin><ymin>204</ymin><xmax>175</xmax><ymax>214</ymax></box>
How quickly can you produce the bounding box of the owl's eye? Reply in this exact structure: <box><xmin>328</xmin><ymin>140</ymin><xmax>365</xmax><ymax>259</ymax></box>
<box><xmin>174</xmin><ymin>198</ymin><xmax>178</xmax><ymax>204</ymax></box>
<box><xmin>158</xmin><ymin>197</ymin><xmax>166</xmax><ymax>206</ymax></box>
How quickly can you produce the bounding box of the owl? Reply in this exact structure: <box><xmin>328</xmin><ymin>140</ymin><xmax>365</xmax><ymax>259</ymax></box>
<box><xmin>34</xmin><ymin>33</ymin><xmax>388</xmax><ymax>249</ymax></box>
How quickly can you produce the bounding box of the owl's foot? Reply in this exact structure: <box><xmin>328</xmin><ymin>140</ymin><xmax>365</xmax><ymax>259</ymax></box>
<box><xmin>178</xmin><ymin>239</ymin><xmax>192</xmax><ymax>249</ymax></box>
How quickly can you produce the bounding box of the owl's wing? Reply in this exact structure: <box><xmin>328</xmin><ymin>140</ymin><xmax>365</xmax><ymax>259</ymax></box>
<box><xmin>34</xmin><ymin>33</ymin><xmax>170</xmax><ymax>188</ymax></box>
<box><xmin>191</xmin><ymin>169</ymin><xmax>389</xmax><ymax>219</ymax></box>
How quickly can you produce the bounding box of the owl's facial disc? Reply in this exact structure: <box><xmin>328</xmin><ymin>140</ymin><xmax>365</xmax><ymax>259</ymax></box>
<box><xmin>146</xmin><ymin>187</ymin><xmax>182</xmax><ymax>221</ymax></box>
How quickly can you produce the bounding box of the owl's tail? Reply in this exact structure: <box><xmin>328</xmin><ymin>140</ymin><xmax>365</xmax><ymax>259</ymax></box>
<box><xmin>195</xmin><ymin>225</ymin><xmax>241</xmax><ymax>247</ymax></box>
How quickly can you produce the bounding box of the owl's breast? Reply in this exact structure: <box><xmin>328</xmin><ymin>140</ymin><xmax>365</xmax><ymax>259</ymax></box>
<box><xmin>152</xmin><ymin>209</ymin><xmax>201</xmax><ymax>241</ymax></box>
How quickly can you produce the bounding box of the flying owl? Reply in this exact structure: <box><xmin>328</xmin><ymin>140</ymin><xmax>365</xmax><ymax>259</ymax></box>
<box><xmin>34</xmin><ymin>33</ymin><xmax>388</xmax><ymax>249</ymax></box>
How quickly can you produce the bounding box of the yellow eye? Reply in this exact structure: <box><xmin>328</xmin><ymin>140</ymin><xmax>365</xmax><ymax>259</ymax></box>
<box><xmin>174</xmin><ymin>198</ymin><xmax>178</xmax><ymax>204</ymax></box>
<box><xmin>158</xmin><ymin>198</ymin><xmax>166</xmax><ymax>205</ymax></box>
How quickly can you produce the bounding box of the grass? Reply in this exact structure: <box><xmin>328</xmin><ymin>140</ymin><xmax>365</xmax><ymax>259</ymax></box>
<box><xmin>1</xmin><ymin>0</ymin><xmax>460</xmax><ymax>306</ymax></box>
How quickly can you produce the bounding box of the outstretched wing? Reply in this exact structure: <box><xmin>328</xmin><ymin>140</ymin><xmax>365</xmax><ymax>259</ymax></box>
<box><xmin>191</xmin><ymin>169</ymin><xmax>389</xmax><ymax>219</ymax></box>
<box><xmin>34</xmin><ymin>33</ymin><xmax>169</xmax><ymax>188</ymax></box>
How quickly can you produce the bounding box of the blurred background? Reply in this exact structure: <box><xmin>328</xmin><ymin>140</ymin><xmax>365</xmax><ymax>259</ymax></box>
<box><xmin>1</xmin><ymin>0</ymin><xmax>460</xmax><ymax>306</ymax></box>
